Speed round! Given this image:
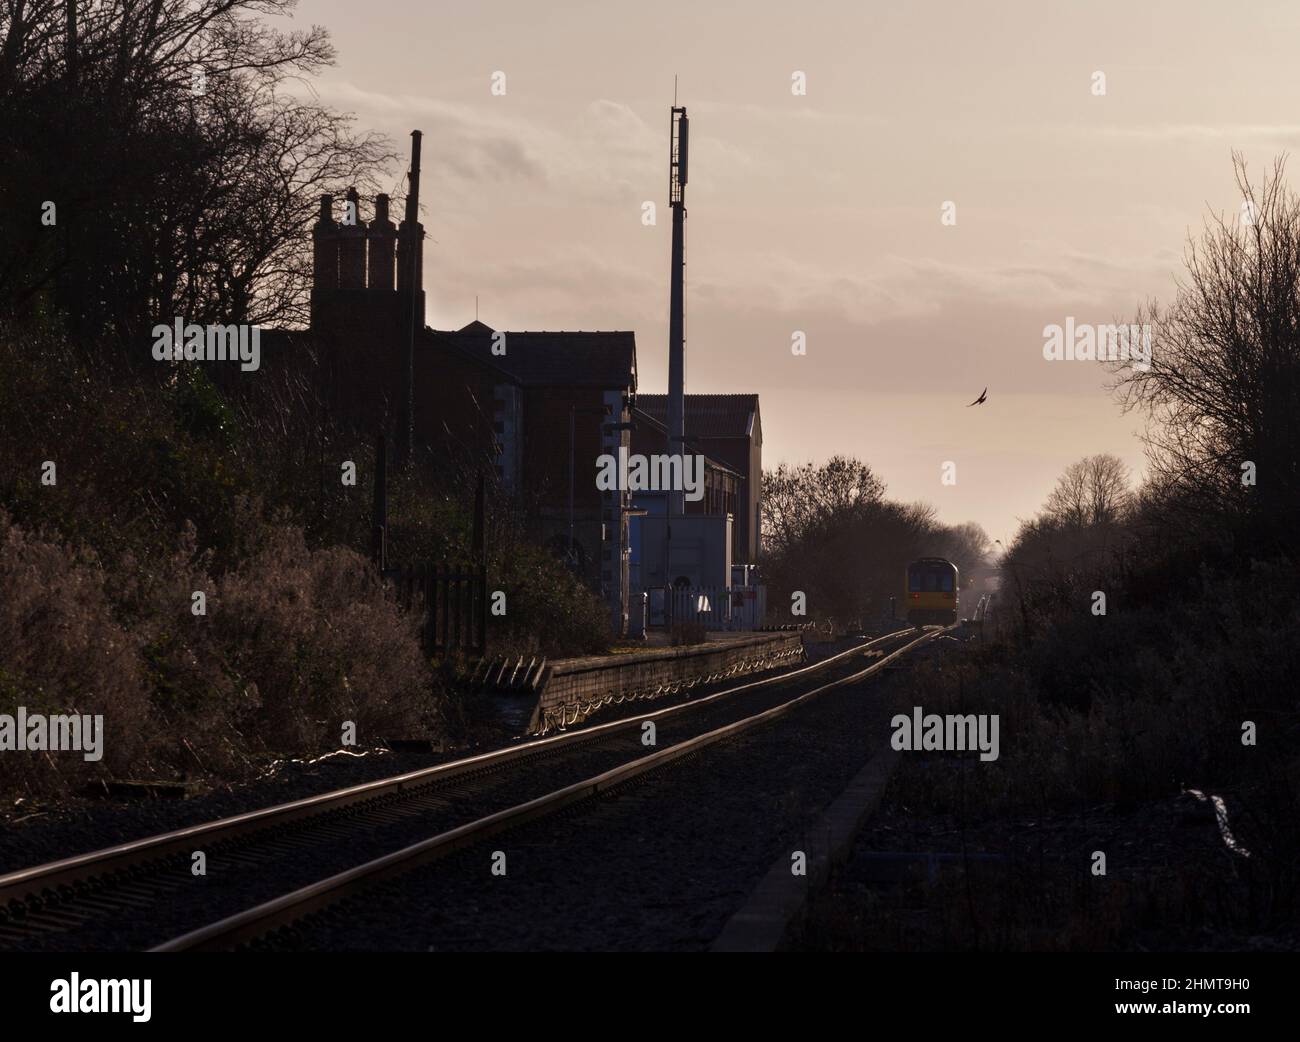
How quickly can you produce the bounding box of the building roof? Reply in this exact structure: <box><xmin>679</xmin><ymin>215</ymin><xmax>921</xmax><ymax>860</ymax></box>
<box><xmin>635</xmin><ymin>393</ymin><xmax>759</xmax><ymax>438</ymax></box>
<box><xmin>431</xmin><ymin>321</ymin><xmax>637</xmax><ymax>390</ymax></box>
<box><xmin>630</xmin><ymin>406</ymin><xmax>742</xmax><ymax>478</ymax></box>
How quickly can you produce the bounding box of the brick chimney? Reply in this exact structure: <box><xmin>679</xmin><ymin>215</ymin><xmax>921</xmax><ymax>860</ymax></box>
<box><xmin>306</xmin><ymin>134</ymin><xmax>427</xmax><ymax>458</ymax></box>
<box><xmin>312</xmin><ymin>194</ymin><xmax>339</xmax><ymax>292</ymax></box>
<box><xmin>338</xmin><ymin>187</ymin><xmax>366</xmax><ymax>289</ymax></box>
<box><xmin>367</xmin><ymin>193</ymin><xmax>396</xmax><ymax>292</ymax></box>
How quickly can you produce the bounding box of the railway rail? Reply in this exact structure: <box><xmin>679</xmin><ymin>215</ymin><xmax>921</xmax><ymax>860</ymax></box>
<box><xmin>156</xmin><ymin>625</ymin><xmax>945</xmax><ymax>951</ymax></box>
<box><xmin>0</xmin><ymin>625</ymin><xmax>944</xmax><ymax>952</ymax></box>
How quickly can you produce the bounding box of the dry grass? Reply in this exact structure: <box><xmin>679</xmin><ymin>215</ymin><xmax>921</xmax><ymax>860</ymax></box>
<box><xmin>791</xmin><ymin>574</ymin><xmax>1300</xmax><ymax>950</ymax></box>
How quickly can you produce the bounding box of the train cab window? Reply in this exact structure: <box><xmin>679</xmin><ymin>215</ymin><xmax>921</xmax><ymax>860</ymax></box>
<box><xmin>907</xmin><ymin>559</ymin><xmax>959</xmax><ymax>609</ymax></box>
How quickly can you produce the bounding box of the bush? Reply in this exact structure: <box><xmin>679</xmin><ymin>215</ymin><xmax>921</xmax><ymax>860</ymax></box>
<box><xmin>881</xmin><ymin>564</ymin><xmax>1300</xmax><ymax>937</ymax></box>
<box><xmin>0</xmin><ymin>512</ymin><xmax>150</xmax><ymax>798</ymax></box>
<box><xmin>0</xmin><ymin>320</ymin><xmax>611</xmax><ymax>801</ymax></box>
<box><xmin>0</xmin><ymin>508</ymin><xmax>440</xmax><ymax>800</ymax></box>
<box><xmin>485</xmin><ymin>542</ymin><xmax>610</xmax><ymax>658</ymax></box>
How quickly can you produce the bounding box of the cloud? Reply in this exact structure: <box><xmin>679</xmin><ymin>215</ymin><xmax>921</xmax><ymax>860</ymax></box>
<box><xmin>305</xmin><ymin>81</ymin><xmax>550</xmax><ymax>184</ymax></box>
<box><xmin>430</xmin><ymin>243</ymin><xmax>659</xmax><ymax>331</ymax></box>
<box><xmin>299</xmin><ymin>82</ymin><xmax>673</xmax><ymax>200</ymax></box>
<box><xmin>689</xmin><ymin>244</ymin><xmax>1172</xmax><ymax>331</ymax></box>
<box><xmin>1074</xmin><ymin>123</ymin><xmax>1300</xmax><ymax>146</ymax></box>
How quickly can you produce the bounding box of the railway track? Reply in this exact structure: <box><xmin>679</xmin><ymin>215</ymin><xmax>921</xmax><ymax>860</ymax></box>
<box><xmin>0</xmin><ymin>625</ymin><xmax>942</xmax><ymax>952</ymax></box>
<box><xmin>157</xmin><ymin>621</ymin><xmax>951</xmax><ymax>956</ymax></box>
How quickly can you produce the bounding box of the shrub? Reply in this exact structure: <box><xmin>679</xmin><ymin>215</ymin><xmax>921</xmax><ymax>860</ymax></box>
<box><xmin>0</xmin><ymin>511</ymin><xmax>150</xmax><ymax>798</ymax></box>
<box><xmin>0</xmin><ymin>508</ymin><xmax>440</xmax><ymax>800</ymax></box>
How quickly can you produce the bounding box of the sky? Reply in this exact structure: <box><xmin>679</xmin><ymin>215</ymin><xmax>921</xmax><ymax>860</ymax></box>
<box><xmin>286</xmin><ymin>0</ymin><xmax>1300</xmax><ymax>543</ymax></box>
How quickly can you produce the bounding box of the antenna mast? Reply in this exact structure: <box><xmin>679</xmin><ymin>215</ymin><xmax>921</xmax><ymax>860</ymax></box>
<box><xmin>666</xmin><ymin>104</ymin><xmax>689</xmax><ymax>517</ymax></box>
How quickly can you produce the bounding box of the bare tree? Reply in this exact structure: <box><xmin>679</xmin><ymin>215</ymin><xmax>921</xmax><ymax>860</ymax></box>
<box><xmin>0</xmin><ymin>0</ymin><xmax>393</xmax><ymax>349</ymax></box>
<box><xmin>761</xmin><ymin>456</ymin><xmax>886</xmax><ymax>560</ymax></box>
<box><xmin>937</xmin><ymin>520</ymin><xmax>994</xmax><ymax>582</ymax></box>
<box><xmin>1042</xmin><ymin>454</ymin><xmax>1132</xmax><ymax>529</ymax></box>
<box><xmin>1000</xmin><ymin>455</ymin><xmax>1136</xmax><ymax>638</ymax></box>
<box><xmin>1116</xmin><ymin>154</ymin><xmax>1300</xmax><ymax>547</ymax></box>
<box><xmin>760</xmin><ymin>456</ymin><xmax>988</xmax><ymax>627</ymax></box>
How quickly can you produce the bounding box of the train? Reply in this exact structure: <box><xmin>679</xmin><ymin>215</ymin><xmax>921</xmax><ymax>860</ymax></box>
<box><xmin>905</xmin><ymin>557</ymin><xmax>959</xmax><ymax>625</ymax></box>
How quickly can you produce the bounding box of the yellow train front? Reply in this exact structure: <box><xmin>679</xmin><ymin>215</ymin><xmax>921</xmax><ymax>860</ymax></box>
<box><xmin>905</xmin><ymin>557</ymin><xmax>959</xmax><ymax>625</ymax></box>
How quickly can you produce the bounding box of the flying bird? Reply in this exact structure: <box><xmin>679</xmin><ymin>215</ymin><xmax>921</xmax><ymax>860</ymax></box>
<box><xmin>967</xmin><ymin>387</ymin><xmax>988</xmax><ymax>407</ymax></box>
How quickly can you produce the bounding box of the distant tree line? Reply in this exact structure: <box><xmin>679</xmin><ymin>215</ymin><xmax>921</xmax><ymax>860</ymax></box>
<box><xmin>760</xmin><ymin>455</ymin><xmax>993</xmax><ymax>627</ymax></box>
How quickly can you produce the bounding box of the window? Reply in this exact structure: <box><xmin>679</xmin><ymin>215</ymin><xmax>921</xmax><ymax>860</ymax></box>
<box><xmin>911</xmin><ymin>562</ymin><xmax>955</xmax><ymax>593</ymax></box>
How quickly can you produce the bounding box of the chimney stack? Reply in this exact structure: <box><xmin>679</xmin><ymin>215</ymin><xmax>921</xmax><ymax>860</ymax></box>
<box><xmin>397</xmin><ymin>130</ymin><xmax>424</xmax><ymax>297</ymax></box>
<box><xmin>312</xmin><ymin>194</ymin><xmax>339</xmax><ymax>293</ymax></box>
<box><xmin>367</xmin><ymin>193</ymin><xmax>396</xmax><ymax>292</ymax></box>
<box><xmin>339</xmin><ymin>187</ymin><xmax>366</xmax><ymax>289</ymax></box>
<box><xmin>404</xmin><ymin>131</ymin><xmax>422</xmax><ymax>225</ymax></box>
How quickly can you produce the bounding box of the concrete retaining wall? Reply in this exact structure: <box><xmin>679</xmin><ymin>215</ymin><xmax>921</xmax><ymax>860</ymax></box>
<box><xmin>528</xmin><ymin>631</ymin><xmax>805</xmax><ymax>734</ymax></box>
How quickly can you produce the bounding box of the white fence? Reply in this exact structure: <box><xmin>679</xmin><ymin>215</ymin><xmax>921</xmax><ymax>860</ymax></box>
<box><xmin>650</xmin><ymin>585</ymin><xmax>767</xmax><ymax>631</ymax></box>
<box><xmin>726</xmin><ymin>585</ymin><xmax>766</xmax><ymax>629</ymax></box>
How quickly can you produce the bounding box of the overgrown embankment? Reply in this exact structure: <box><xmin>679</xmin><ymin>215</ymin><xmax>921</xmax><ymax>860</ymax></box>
<box><xmin>791</xmin><ymin>554</ymin><xmax>1300</xmax><ymax>951</ymax></box>
<box><xmin>0</xmin><ymin>326</ymin><xmax>607</xmax><ymax>800</ymax></box>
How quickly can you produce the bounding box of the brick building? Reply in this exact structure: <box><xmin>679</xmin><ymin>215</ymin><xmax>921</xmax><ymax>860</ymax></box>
<box><xmin>259</xmin><ymin>130</ymin><xmax>763</xmax><ymax>636</ymax></box>
<box><xmin>263</xmin><ymin>134</ymin><xmax>638</xmax><ymax>633</ymax></box>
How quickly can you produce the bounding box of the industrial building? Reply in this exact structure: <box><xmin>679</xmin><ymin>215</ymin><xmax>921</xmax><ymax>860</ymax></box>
<box><xmin>263</xmin><ymin>115</ymin><xmax>762</xmax><ymax>637</ymax></box>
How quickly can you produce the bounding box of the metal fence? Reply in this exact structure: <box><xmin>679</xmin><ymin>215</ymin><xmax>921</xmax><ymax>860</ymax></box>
<box><xmin>665</xmin><ymin>586</ymin><xmax>729</xmax><ymax>629</ymax></box>
<box><xmin>726</xmin><ymin>585</ymin><xmax>766</xmax><ymax>629</ymax></box>
<box><xmin>658</xmin><ymin>584</ymin><xmax>767</xmax><ymax>631</ymax></box>
<box><xmin>385</xmin><ymin>562</ymin><xmax>488</xmax><ymax>657</ymax></box>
